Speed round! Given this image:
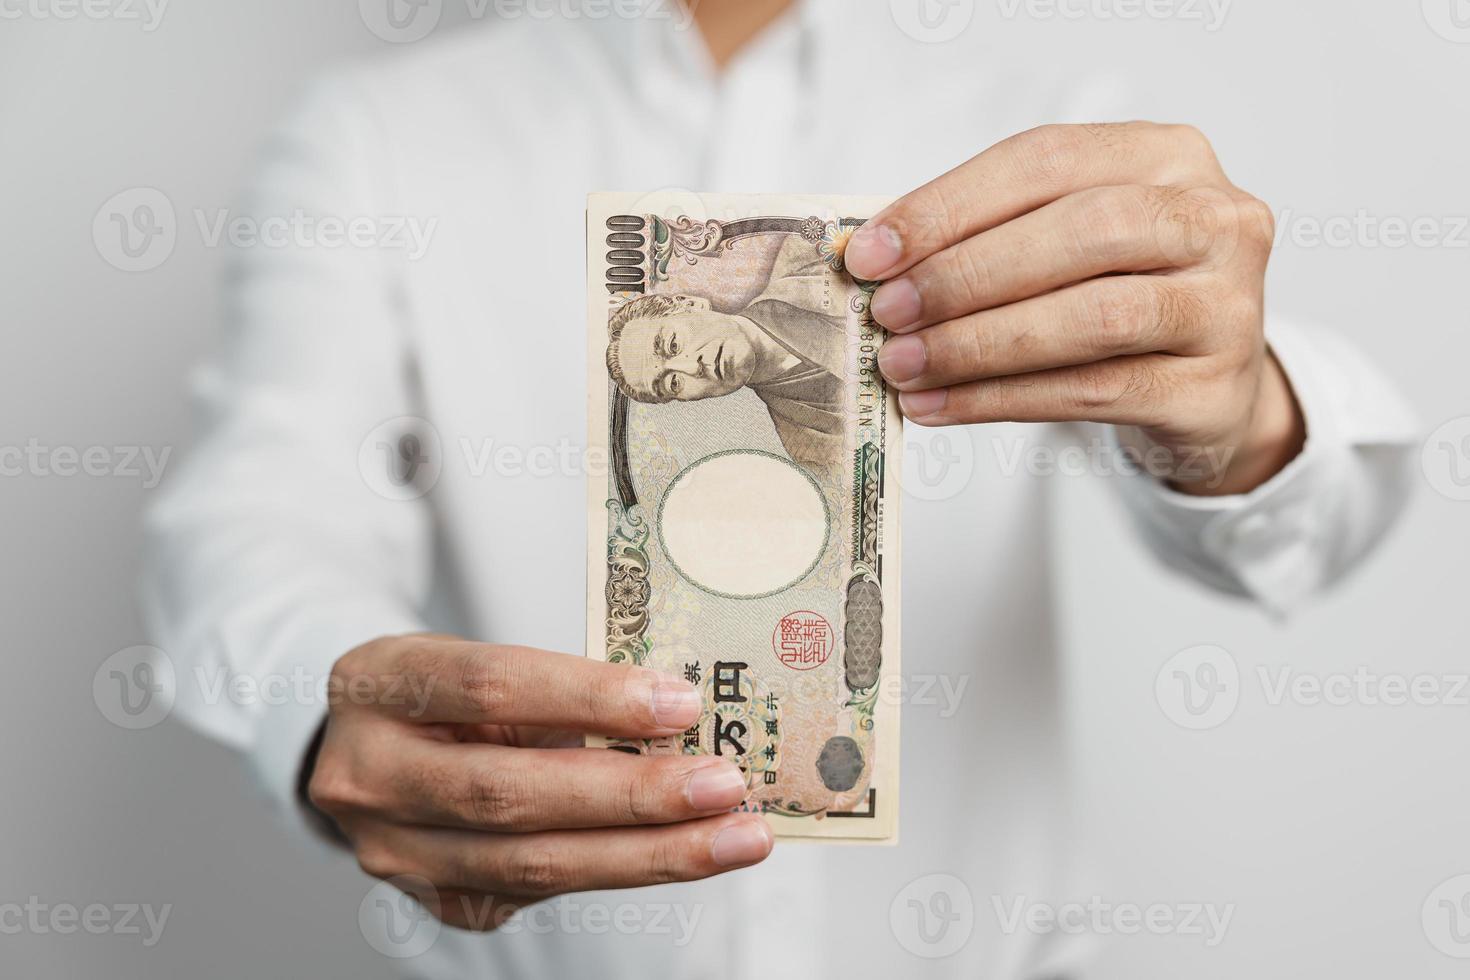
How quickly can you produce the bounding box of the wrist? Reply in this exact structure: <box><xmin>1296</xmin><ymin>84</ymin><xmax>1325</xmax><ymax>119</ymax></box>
<box><xmin>1174</xmin><ymin>353</ymin><xmax>1306</xmax><ymax>497</ymax></box>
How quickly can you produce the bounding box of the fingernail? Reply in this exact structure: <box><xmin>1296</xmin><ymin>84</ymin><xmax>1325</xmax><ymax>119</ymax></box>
<box><xmin>899</xmin><ymin>389</ymin><xmax>948</xmax><ymax>420</ymax></box>
<box><xmin>686</xmin><ymin>762</ymin><xmax>747</xmax><ymax>811</ymax></box>
<box><xmin>878</xmin><ymin>335</ymin><xmax>926</xmax><ymax>385</ymax></box>
<box><xmin>711</xmin><ymin>820</ymin><xmax>773</xmax><ymax>868</ymax></box>
<box><xmin>869</xmin><ymin>279</ymin><xmax>922</xmax><ymax>331</ymax></box>
<box><xmin>650</xmin><ymin>680</ymin><xmax>702</xmax><ymax>730</ymax></box>
<box><xmin>845</xmin><ymin>223</ymin><xmax>902</xmax><ymax>280</ymax></box>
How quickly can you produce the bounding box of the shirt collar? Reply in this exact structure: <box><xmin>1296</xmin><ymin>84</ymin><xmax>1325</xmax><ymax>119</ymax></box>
<box><xmin>587</xmin><ymin>0</ymin><xmax>834</xmax><ymax>100</ymax></box>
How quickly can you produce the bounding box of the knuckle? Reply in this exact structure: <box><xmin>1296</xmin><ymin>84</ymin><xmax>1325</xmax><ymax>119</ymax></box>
<box><xmin>458</xmin><ymin>652</ymin><xmax>513</xmax><ymax>717</ymax></box>
<box><xmin>308</xmin><ymin>758</ymin><xmax>367</xmax><ymax>816</ymax></box>
<box><xmin>467</xmin><ymin>767</ymin><xmax>532</xmax><ymax>830</ymax></box>
<box><xmin>952</xmin><ymin>317</ymin><xmax>1000</xmax><ymax>374</ymax></box>
<box><xmin>1219</xmin><ymin>285</ymin><xmax>1264</xmax><ymax>341</ymax></box>
<box><xmin>509</xmin><ymin>847</ymin><xmax>567</xmax><ymax>897</ymax></box>
<box><xmin>1237</xmin><ymin>195</ymin><xmax>1277</xmax><ymax>251</ymax></box>
<box><xmin>579</xmin><ymin>666</ymin><xmax>628</xmax><ymax>731</ymax></box>
<box><xmin>1170</xmin><ymin>123</ymin><xmax>1215</xmax><ymax>158</ymax></box>
<box><xmin>1074</xmin><ymin>186</ymin><xmax>1152</xmax><ymax>258</ymax></box>
<box><xmin>620</xmin><ymin>767</ymin><xmax>665</xmax><ymax>824</ymax></box>
<box><xmin>329</xmin><ymin>644</ymin><xmax>373</xmax><ymax>687</ymax></box>
<box><xmin>396</xmin><ymin>640</ymin><xmax>449</xmax><ymax>688</ymax></box>
<box><xmin>644</xmin><ymin>834</ymin><xmax>694</xmax><ymax>886</ymax></box>
<box><xmin>1091</xmin><ymin>280</ymin><xmax>1151</xmax><ymax>348</ymax></box>
<box><xmin>354</xmin><ymin>841</ymin><xmax>400</xmax><ymax>881</ymax></box>
<box><xmin>1071</xmin><ymin>361</ymin><xmax>1155</xmax><ymax>413</ymax></box>
<box><xmin>945</xmin><ymin>245</ymin><xmax>994</xmax><ymax>304</ymax></box>
<box><xmin>1019</xmin><ymin>124</ymin><xmax>1084</xmax><ymax>188</ymax></box>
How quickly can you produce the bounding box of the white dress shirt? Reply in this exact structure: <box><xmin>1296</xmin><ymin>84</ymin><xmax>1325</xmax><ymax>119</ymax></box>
<box><xmin>141</xmin><ymin>2</ymin><xmax>1417</xmax><ymax>977</ymax></box>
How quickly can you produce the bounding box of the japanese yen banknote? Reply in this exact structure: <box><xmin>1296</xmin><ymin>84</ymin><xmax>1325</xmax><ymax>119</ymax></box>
<box><xmin>585</xmin><ymin>192</ymin><xmax>901</xmax><ymax>842</ymax></box>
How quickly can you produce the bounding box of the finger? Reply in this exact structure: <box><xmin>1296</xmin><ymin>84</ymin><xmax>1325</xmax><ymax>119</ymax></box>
<box><xmin>898</xmin><ymin>354</ymin><xmax>1182</xmax><ymax>429</ymax></box>
<box><xmin>869</xmin><ymin>185</ymin><xmax>1229</xmax><ymax>333</ymax></box>
<box><xmin>385</xmin><ymin>740</ymin><xmax>750</xmax><ymax>832</ymax></box>
<box><xmin>877</xmin><ymin>275</ymin><xmax>1208</xmax><ymax>392</ymax></box>
<box><xmin>386</xmin><ymin>640</ymin><xmax>703</xmax><ymax>737</ymax></box>
<box><xmin>394</xmin><ymin>812</ymin><xmax>775</xmax><ymax>897</ymax></box>
<box><xmin>844</xmin><ymin>122</ymin><xmax>1222</xmax><ymax>281</ymax></box>
<box><xmin>426</xmin><ymin>890</ymin><xmax>525</xmax><ymax>933</ymax></box>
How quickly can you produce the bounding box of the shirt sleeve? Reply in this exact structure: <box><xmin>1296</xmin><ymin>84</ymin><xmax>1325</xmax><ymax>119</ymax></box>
<box><xmin>140</xmin><ymin>75</ymin><xmax>430</xmax><ymax>839</ymax></box>
<box><xmin>1105</xmin><ymin>318</ymin><xmax>1418</xmax><ymax>618</ymax></box>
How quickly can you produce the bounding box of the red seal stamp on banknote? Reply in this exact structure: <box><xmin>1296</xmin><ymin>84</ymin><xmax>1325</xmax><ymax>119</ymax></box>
<box><xmin>774</xmin><ymin>611</ymin><xmax>833</xmax><ymax>670</ymax></box>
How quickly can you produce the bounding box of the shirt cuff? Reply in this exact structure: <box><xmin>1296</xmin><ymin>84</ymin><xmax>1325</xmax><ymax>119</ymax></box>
<box><xmin>1106</xmin><ymin>320</ymin><xmax>1416</xmax><ymax>618</ymax></box>
<box><xmin>240</xmin><ymin>602</ymin><xmax>426</xmax><ymax>841</ymax></box>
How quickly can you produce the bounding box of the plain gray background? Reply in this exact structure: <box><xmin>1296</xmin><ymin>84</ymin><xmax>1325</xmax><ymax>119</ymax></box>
<box><xmin>2</xmin><ymin>1</ymin><xmax>1467</xmax><ymax>977</ymax></box>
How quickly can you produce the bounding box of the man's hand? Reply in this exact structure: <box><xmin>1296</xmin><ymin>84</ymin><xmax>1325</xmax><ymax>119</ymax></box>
<box><xmin>847</xmin><ymin>122</ymin><xmax>1305</xmax><ymax>496</ymax></box>
<box><xmin>308</xmin><ymin>634</ymin><xmax>772</xmax><ymax>932</ymax></box>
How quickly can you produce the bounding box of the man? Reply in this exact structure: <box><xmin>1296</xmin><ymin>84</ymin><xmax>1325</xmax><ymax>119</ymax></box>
<box><xmin>607</xmin><ymin>234</ymin><xmax>848</xmax><ymax>466</ymax></box>
<box><xmin>143</xmin><ymin>1</ymin><xmax>1415</xmax><ymax>977</ymax></box>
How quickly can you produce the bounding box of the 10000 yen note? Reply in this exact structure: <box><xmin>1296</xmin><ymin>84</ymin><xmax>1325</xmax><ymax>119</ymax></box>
<box><xmin>585</xmin><ymin>192</ymin><xmax>901</xmax><ymax>842</ymax></box>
